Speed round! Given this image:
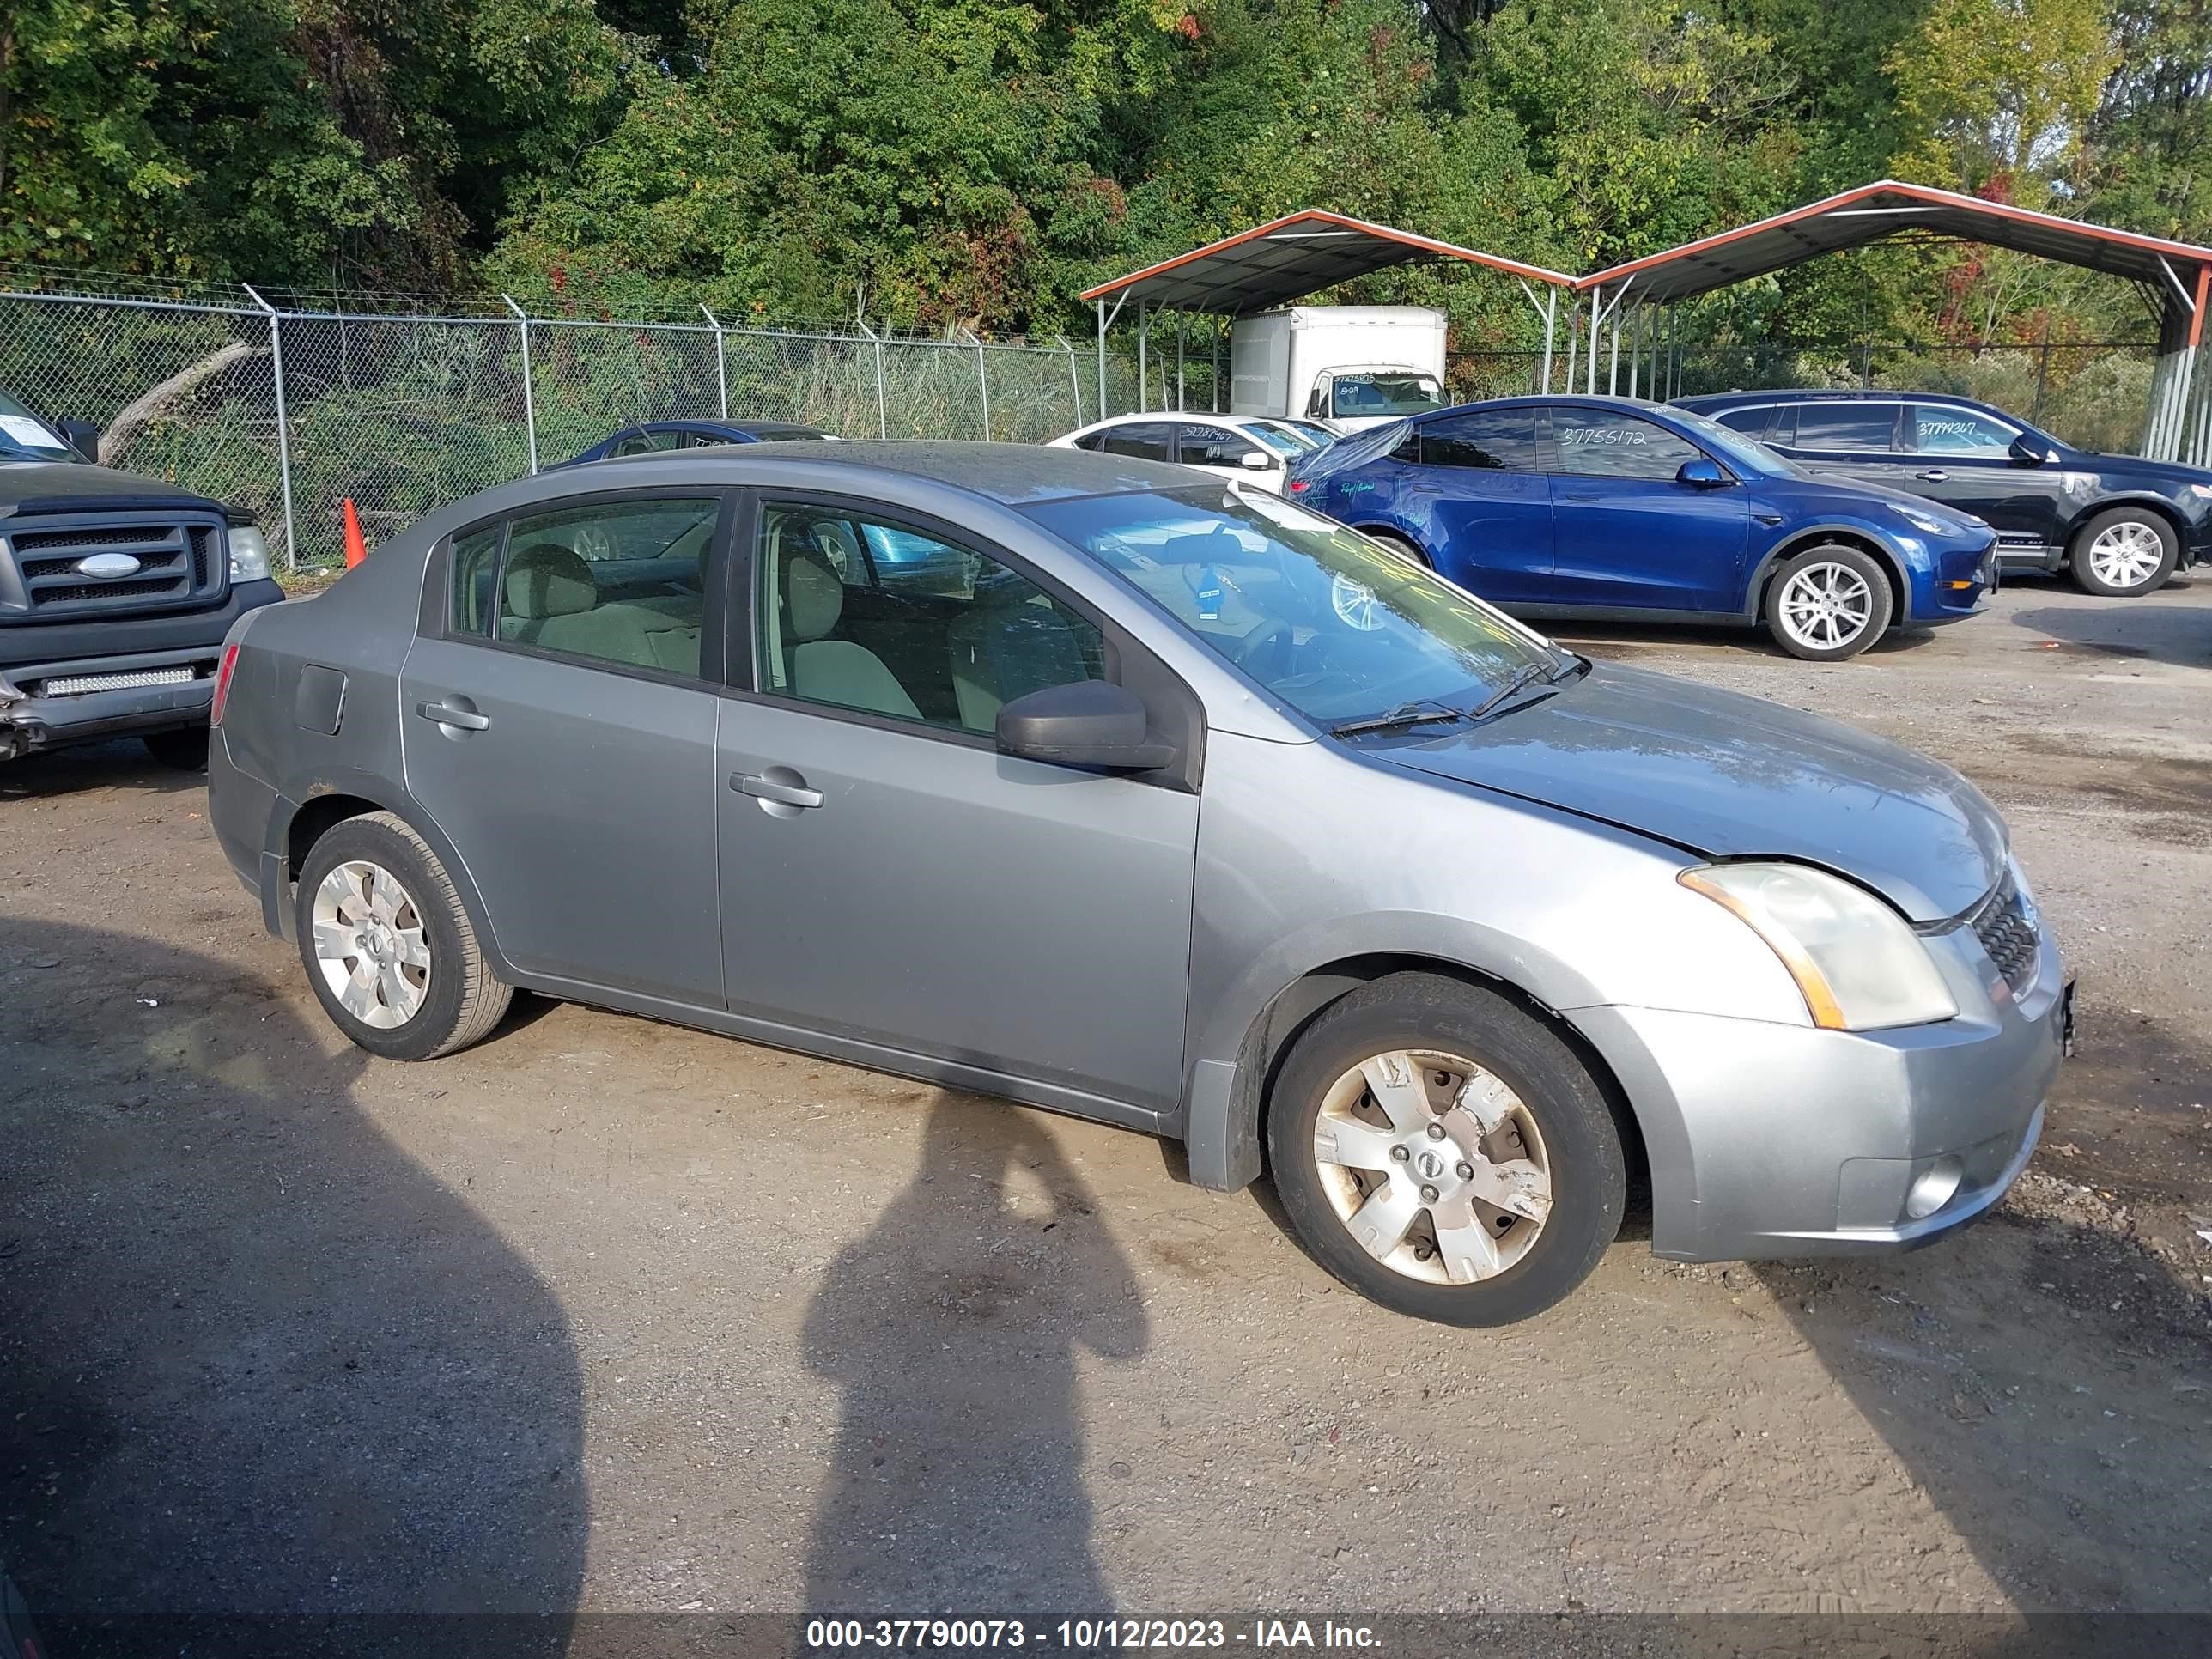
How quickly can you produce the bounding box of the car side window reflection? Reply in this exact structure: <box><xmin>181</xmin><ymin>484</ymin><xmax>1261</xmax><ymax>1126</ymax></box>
<box><xmin>1548</xmin><ymin>410</ymin><xmax>1701</xmax><ymax>481</ymax></box>
<box><xmin>490</xmin><ymin>496</ymin><xmax>718</xmax><ymax>678</ymax></box>
<box><xmin>1176</xmin><ymin>424</ymin><xmax>1264</xmax><ymax>468</ymax></box>
<box><xmin>1912</xmin><ymin>406</ymin><xmax>2020</xmax><ymax>457</ymax></box>
<box><xmin>1795</xmin><ymin>405</ymin><xmax>1903</xmax><ymax>452</ymax></box>
<box><xmin>756</xmin><ymin>502</ymin><xmax>1106</xmax><ymax>736</ymax></box>
<box><xmin>1419</xmin><ymin>411</ymin><xmax>1548</xmax><ymax>471</ymax></box>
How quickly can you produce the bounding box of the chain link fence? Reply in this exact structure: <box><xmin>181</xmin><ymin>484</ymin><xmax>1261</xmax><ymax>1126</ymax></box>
<box><xmin>0</xmin><ymin>287</ymin><xmax>1101</xmax><ymax>570</ymax></box>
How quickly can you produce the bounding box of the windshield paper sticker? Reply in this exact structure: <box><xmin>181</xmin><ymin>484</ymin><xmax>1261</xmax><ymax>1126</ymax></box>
<box><xmin>0</xmin><ymin>415</ymin><xmax>61</xmax><ymax>449</ymax></box>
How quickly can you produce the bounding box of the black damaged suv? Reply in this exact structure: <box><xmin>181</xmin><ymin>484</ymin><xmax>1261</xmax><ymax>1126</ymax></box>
<box><xmin>1</xmin><ymin>386</ymin><xmax>283</xmax><ymax>768</ymax></box>
<box><xmin>1675</xmin><ymin>388</ymin><xmax>2212</xmax><ymax>599</ymax></box>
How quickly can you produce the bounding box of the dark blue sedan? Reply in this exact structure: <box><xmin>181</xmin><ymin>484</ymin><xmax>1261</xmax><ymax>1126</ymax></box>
<box><xmin>1290</xmin><ymin>396</ymin><xmax>1998</xmax><ymax>660</ymax></box>
<box><xmin>555</xmin><ymin>419</ymin><xmax>836</xmax><ymax>466</ymax></box>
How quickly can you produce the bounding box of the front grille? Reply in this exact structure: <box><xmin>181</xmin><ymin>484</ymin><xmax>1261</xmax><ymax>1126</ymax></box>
<box><xmin>1963</xmin><ymin>873</ymin><xmax>2039</xmax><ymax>994</ymax></box>
<box><xmin>3</xmin><ymin>513</ymin><xmax>228</xmax><ymax>617</ymax></box>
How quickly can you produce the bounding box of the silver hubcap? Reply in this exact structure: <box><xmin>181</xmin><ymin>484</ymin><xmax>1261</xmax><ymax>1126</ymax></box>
<box><xmin>1777</xmin><ymin>562</ymin><xmax>1874</xmax><ymax>651</ymax></box>
<box><xmin>1312</xmin><ymin>1048</ymin><xmax>1554</xmax><ymax>1285</ymax></box>
<box><xmin>311</xmin><ymin>860</ymin><xmax>431</xmax><ymax>1028</ymax></box>
<box><xmin>2088</xmin><ymin>520</ymin><xmax>2164</xmax><ymax>589</ymax></box>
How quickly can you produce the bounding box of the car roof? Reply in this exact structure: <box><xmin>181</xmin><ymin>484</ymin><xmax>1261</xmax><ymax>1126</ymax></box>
<box><xmin>1674</xmin><ymin>389</ymin><xmax>1984</xmax><ymax>410</ymax></box>
<box><xmin>638</xmin><ymin>418</ymin><xmax>824</xmax><ymax>437</ymax></box>
<box><xmin>602</xmin><ymin>440</ymin><xmax>1200</xmax><ymax>505</ymax></box>
<box><xmin>1399</xmin><ymin>393</ymin><xmax>1687</xmax><ymax>422</ymax></box>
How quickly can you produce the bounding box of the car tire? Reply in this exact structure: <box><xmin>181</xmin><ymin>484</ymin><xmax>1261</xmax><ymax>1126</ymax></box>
<box><xmin>1265</xmin><ymin>973</ymin><xmax>1626</xmax><ymax>1326</ymax></box>
<box><xmin>1764</xmin><ymin>544</ymin><xmax>1893</xmax><ymax>661</ymax></box>
<box><xmin>142</xmin><ymin>726</ymin><xmax>210</xmax><ymax>770</ymax></box>
<box><xmin>2068</xmin><ymin>507</ymin><xmax>2177</xmax><ymax>597</ymax></box>
<box><xmin>294</xmin><ymin>811</ymin><xmax>512</xmax><ymax>1061</ymax></box>
<box><xmin>1361</xmin><ymin>529</ymin><xmax>1432</xmax><ymax>568</ymax></box>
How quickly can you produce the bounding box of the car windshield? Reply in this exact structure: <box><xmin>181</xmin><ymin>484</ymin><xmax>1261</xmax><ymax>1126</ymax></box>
<box><xmin>1664</xmin><ymin>404</ymin><xmax>1800</xmax><ymax>478</ymax></box>
<box><xmin>1330</xmin><ymin>373</ymin><xmax>1445</xmax><ymax>419</ymax></box>
<box><xmin>0</xmin><ymin>387</ymin><xmax>73</xmax><ymax>459</ymax></box>
<box><xmin>1024</xmin><ymin>486</ymin><xmax>1565</xmax><ymax>729</ymax></box>
<box><xmin>1246</xmin><ymin>422</ymin><xmax>1316</xmax><ymax>456</ymax></box>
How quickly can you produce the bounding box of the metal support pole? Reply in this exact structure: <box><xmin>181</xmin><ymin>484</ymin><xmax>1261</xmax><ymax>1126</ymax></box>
<box><xmin>859</xmin><ymin>322</ymin><xmax>889</xmax><ymax>439</ymax></box>
<box><xmin>700</xmin><ymin>304</ymin><xmax>728</xmax><ymax>419</ymax></box>
<box><xmin>1541</xmin><ymin>289</ymin><xmax>1558</xmax><ymax>394</ymax></box>
<box><xmin>1627</xmin><ymin>307</ymin><xmax>1641</xmax><ymax>399</ymax></box>
<box><xmin>1057</xmin><ymin>335</ymin><xmax>1083</xmax><ymax>428</ymax></box>
<box><xmin>1097</xmin><ymin>300</ymin><xmax>1109</xmax><ymax>418</ymax></box>
<box><xmin>242</xmin><ymin>285</ymin><xmax>298</xmax><ymax>571</ymax></box>
<box><xmin>1175</xmin><ymin>313</ymin><xmax>1186</xmax><ymax>412</ymax></box>
<box><xmin>1137</xmin><ymin>302</ymin><xmax>1148</xmax><ymax>413</ymax></box>
<box><xmin>967</xmin><ymin>329</ymin><xmax>990</xmax><ymax>440</ymax></box>
<box><xmin>1212</xmin><ymin>319</ymin><xmax>1224</xmax><ymax>413</ymax></box>
<box><xmin>502</xmin><ymin>295</ymin><xmax>538</xmax><ymax>473</ymax></box>
<box><xmin>1586</xmin><ymin>289</ymin><xmax>1601</xmax><ymax>393</ymax></box>
<box><xmin>1608</xmin><ymin>305</ymin><xmax>1622</xmax><ymax>396</ymax></box>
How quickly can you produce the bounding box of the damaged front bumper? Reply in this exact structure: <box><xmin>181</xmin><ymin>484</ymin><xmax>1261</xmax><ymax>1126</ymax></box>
<box><xmin>0</xmin><ymin>647</ymin><xmax>221</xmax><ymax>760</ymax></box>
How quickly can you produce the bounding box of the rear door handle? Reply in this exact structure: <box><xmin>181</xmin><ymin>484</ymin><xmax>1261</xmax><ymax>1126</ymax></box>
<box><xmin>732</xmin><ymin>771</ymin><xmax>824</xmax><ymax>809</ymax></box>
<box><xmin>416</xmin><ymin>699</ymin><xmax>489</xmax><ymax>732</ymax></box>
<box><xmin>1916</xmin><ymin>469</ymin><xmax>1948</xmax><ymax>482</ymax></box>
<box><xmin>1557</xmin><ymin>492</ymin><xmax>1597</xmax><ymax>502</ymax></box>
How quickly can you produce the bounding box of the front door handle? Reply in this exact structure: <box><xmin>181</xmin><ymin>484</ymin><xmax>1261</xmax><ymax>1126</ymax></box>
<box><xmin>1916</xmin><ymin>469</ymin><xmax>1948</xmax><ymax>482</ymax></box>
<box><xmin>416</xmin><ymin>698</ymin><xmax>489</xmax><ymax>732</ymax></box>
<box><xmin>732</xmin><ymin>770</ymin><xmax>824</xmax><ymax>809</ymax></box>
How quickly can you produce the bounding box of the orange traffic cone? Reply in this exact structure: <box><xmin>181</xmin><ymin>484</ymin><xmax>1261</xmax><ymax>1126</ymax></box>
<box><xmin>342</xmin><ymin>498</ymin><xmax>368</xmax><ymax>568</ymax></box>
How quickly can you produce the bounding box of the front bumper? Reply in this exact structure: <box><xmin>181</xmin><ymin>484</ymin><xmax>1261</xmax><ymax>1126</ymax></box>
<box><xmin>0</xmin><ymin>579</ymin><xmax>283</xmax><ymax>759</ymax></box>
<box><xmin>1576</xmin><ymin>921</ymin><xmax>2067</xmax><ymax>1263</ymax></box>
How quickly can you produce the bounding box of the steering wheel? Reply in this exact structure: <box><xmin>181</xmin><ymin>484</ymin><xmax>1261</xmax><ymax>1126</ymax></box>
<box><xmin>1232</xmin><ymin>617</ymin><xmax>1297</xmax><ymax>678</ymax></box>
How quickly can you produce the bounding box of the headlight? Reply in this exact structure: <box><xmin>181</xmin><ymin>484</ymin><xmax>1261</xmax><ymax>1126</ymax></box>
<box><xmin>228</xmin><ymin>525</ymin><xmax>270</xmax><ymax>582</ymax></box>
<box><xmin>2187</xmin><ymin>483</ymin><xmax>2212</xmax><ymax>501</ymax></box>
<box><xmin>1679</xmin><ymin>861</ymin><xmax>1958</xmax><ymax>1031</ymax></box>
<box><xmin>1895</xmin><ymin>503</ymin><xmax>1958</xmax><ymax>537</ymax></box>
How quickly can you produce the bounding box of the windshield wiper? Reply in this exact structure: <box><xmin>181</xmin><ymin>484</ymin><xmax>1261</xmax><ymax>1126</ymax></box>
<box><xmin>1466</xmin><ymin>660</ymin><xmax>1552</xmax><ymax>721</ymax></box>
<box><xmin>1328</xmin><ymin>698</ymin><xmax>1475</xmax><ymax>739</ymax></box>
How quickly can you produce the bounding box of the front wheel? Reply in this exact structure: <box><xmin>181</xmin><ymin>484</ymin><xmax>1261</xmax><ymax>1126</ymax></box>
<box><xmin>1765</xmin><ymin>544</ymin><xmax>1893</xmax><ymax>661</ymax></box>
<box><xmin>2069</xmin><ymin>507</ymin><xmax>2177</xmax><ymax>597</ymax></box>
<box><xmin>294</xmin><ymin>811</ymin><xmax>512</xmax><ymax>1060</ymax></box>
<box><xmin>1266</xmin><ymin>974</ymin><xmax>1627</xmax><ymax>1326</ymax></box>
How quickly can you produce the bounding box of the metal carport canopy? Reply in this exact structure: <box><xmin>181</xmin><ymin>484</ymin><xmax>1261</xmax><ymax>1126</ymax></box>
<box><xmin>1577</xmin><ymin>179</ymin><xmax>2212</xmax><ymax>304</ymax></box>
<box><xmin>1082</xmin><ymin>210</ymin><xmax>1574</xmax><ymax>314</ymax></box>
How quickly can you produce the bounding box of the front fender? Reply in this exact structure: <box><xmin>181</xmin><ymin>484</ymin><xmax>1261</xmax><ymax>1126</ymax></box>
<box><xmin>1744</xmin><ymin>521</ymin><xmax>1914</xmax><ymax>621</ymax></box>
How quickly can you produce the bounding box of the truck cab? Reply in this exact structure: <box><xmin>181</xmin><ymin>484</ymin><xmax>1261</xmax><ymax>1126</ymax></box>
<box><xmin>0</xmin><ymin>387</ymin><xmax>283</xmax><ymax>767</ymax></box>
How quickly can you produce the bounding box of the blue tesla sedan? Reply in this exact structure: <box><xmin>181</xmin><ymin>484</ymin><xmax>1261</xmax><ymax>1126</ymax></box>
<box><xmin>1290</xmin><ymin>396</ymin><xmax>1999</xmax><ymax>659</ymax></box>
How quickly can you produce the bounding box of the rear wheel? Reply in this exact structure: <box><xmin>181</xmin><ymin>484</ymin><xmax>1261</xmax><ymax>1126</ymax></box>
<box><xmin>2069</xmin><ymin>507</ymin><xmax>2176</xmax><ymax>597</ymax></box>
<box><xmin>143</xmin><ymin>726</ymin><xmax>209</xmax><ymax>770</ymax></box>
<box><xmin>294</xmin><ymin>811</ymin><xmax>511</xmax><ymax>1060</ymax></box>
<box><xmin>1765</xmin><ymin>544</ymin><xmax>1893</xmax><ymax>661</ymax></box>
<box><xmin>1266</xmin><ymin>974</ymin><xmax>1626</xmax><ymax>1326</ymax></box>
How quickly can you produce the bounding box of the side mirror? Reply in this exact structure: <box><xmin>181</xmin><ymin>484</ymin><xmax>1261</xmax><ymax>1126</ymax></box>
<box><xmin>1677</xmin><ymin>458</ymin><xmax>1729</xmax><ymax>489</ymax></box>
<box><xmin>58</xmin><ymin>418</ymin><xmax>100</xmax><ymax>464</ymax></box>
<box><xmin>996</xmin><ymin>680</ymin><xmax>1177</xmax><ymax>772</ymax></box>
<box><xmin>2008</xmin><ymin>434</ymin><xmax>2058</xmax><ymax>466</ymax></box>
<box><xmin>1237</xmin><ymin>449</ymin><xmax>1271</xmax><ymax>471</ymax></box>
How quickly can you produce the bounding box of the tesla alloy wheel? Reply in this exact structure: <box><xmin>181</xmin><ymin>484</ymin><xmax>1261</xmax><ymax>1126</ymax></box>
<box><xmin>1267</xmin><ymin>975</ymin><xmax>1626</xmax><ymax>1325</ymax></box>
<box><xmin>295</xmin><ymin>811</ymin><xmax>512</xmax><ymax>1060</ymax></box>
<box><xmin>1766</xmin><ymin>544</ymin><xmax>1893</xmax><ymax>661</ymax></box>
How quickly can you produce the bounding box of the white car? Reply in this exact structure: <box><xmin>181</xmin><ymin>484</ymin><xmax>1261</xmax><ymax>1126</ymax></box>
<box><xmin>1049</xmin><ymin>413</ymin><xmax>1324</xmax><ymax>495</ymax></box>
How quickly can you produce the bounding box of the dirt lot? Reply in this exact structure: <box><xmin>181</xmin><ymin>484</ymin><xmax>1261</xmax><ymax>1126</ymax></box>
<box><xmin>3</xmin><ymin>574</ymin><xmax>2209</xmax><ymax>1638</ymax></box>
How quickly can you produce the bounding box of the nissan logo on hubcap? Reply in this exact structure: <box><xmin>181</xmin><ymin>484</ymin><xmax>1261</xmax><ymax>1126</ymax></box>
<box><xmin>76</xmin><ymin>552</ymin><xmax>143</xmax><ymax>580</ymax></box>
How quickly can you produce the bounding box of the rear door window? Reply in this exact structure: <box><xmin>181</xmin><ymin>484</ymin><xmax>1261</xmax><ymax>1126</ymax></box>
<box><xmin>492</xmin><ymin>496</ymin><xmax>720</xmax><ymax>678</ymax></box>
<box><xmin>1098</xmin><ymin>422</ymin><xmax>1175</xmax><ymax>461</ymax></box>
<box><xmin>1419</xmin><ymin>410</ymin><xmax>1549</xmax><ymax>471</ymax></box>
<box><xmin>1548</xmin><ymin>409</ymin><xmax>1702</xmax><ymax>480</ymax></box>
<box><xmin>1792</xmin><ymin>404</ymin><xmax>1904</xmax><ymax>453</ymax></box>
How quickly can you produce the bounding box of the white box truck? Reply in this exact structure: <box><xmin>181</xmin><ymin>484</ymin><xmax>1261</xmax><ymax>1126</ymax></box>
<box><xmin>1228</xmin><ymin>305</ymin><xmax>1449</xmax><ymax>432</ymax></box>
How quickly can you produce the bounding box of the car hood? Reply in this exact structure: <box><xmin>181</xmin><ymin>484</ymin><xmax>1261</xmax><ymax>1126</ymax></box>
<box><xmin>2058</xmin><ymin>448</ymin><xmax>2212</xmax><ymax>491</ymax></box>
<box><xmin>1380</xmin><ymin>662</ymin><xmax>2004</xmax><ymax>921</ymax></box>
<box><xmin>0</xmin><ymin>459</ymin><xmax>224</xmax><ymax>514</ymax></box>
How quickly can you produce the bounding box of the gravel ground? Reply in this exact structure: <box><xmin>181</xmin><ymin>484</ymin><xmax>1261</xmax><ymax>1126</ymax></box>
<box><xmin>2</xmin><ymin>574</ymin><xmax>2209</xmax><ymax>1640</ymax></box>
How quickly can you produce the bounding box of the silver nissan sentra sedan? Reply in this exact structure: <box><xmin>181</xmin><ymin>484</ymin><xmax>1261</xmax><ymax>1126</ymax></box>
<box><xmin>205</xmin><ymin>443</ymin><xmax>2069</xmax><ymax>1325</ymax></box>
